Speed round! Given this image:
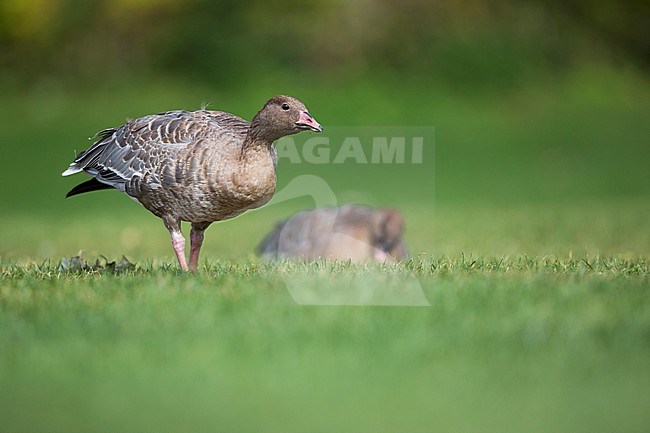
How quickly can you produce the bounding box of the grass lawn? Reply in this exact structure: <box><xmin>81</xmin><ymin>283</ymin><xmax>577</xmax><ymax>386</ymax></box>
<box><xmin>1</xmin><ymin>70</ymin><xmax>649</xmax><ymax>431</ymax></box>
<box><xmin>1</xmin><ymin>255</ymin><xmax>649</xmax><ymax>432</ymax></box>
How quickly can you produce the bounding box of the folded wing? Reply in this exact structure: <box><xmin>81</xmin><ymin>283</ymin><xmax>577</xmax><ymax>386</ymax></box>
<box><xmin>62</xmin><ymin>110</ymin><xmax>250</xmax><ymax>194</ymax></box>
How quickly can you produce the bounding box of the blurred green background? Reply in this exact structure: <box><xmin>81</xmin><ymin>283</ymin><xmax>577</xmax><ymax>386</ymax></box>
<box><xmin>0</xmin><ymin>0</ymin><xmax>648</xmax><ymax>259</ymax></box>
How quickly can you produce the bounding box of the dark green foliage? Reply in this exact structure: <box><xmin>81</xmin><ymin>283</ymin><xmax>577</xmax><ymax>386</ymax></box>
<box><xmin>1</xmin><ymin>0</ymin><xmax>648</xmax><ymax>87</ymax></box>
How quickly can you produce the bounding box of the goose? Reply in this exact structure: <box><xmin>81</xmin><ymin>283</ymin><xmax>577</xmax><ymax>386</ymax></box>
<box><xmin>258</xmin><ymin>205</ymin><xmax>408</xmax><ymax>262</ymax></box>
<box><xmin>62</xmin><ymin>95</ymin><xmax>322</xmax><ymax>271</ymax></box>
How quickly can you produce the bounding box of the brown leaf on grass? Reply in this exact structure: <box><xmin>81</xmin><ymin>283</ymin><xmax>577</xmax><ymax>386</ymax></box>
<box><xmin>58</xmin><ymin>255</ymin><xmax>136</xmax><ymax>273</ymax></box>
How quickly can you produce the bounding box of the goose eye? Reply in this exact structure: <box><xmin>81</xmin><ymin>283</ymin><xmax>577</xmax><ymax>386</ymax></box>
<box><xmin>281</xmin><ymin>103</ymin><xmax>290</xmax><ymax>110</ymax></box>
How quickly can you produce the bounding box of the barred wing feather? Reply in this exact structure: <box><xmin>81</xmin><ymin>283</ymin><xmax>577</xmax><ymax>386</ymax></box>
<box><xmin>62</xmin><ymin>110</ymin><xmax>250</xmax><ymax>192</ymax></box>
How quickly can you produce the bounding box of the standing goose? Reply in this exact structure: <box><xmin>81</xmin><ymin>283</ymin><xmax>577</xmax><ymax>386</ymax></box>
<box><xmin>62</xmin><ymin>95</ymin><xmax>322</xmax><ymax>271</ymax></box>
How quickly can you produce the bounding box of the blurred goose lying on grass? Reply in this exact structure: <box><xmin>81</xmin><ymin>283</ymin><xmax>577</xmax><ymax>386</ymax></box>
<box><xmin>62</xmin><ymin>95</ymin><xmax>322</xmax><ymax>271</ymax></box>
<box><xmin>258</xmin><ymin>205</ymin><xmax>408</xmax><ymax>262</ymax></box>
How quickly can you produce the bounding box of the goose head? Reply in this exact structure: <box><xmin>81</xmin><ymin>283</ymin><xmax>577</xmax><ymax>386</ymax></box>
<box><xmin>251</xmin><ymin>95</ymin><xmax>323</xmax><ymax>142</ymax></box>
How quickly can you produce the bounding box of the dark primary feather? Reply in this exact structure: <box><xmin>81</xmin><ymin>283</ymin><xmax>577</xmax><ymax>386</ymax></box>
<box><xmin>66</xmin><ymin>178</ymin><xmax>115</xmax><ymax>197</ymax></box>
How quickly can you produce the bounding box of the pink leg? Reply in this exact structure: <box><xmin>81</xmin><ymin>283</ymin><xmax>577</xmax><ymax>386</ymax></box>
<box><xmin>189</xmin><ymin>228</ymin><xmax>204</xmax><ymax>271</ymax></box>
<box><xmin>171</xmin><ymin>231</ymin><xmax>189</xmax><ymax>271</ymax></box>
